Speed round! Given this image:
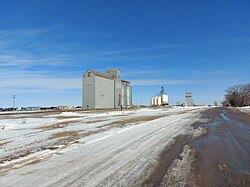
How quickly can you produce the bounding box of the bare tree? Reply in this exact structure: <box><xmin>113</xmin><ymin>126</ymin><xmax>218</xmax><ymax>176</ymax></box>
<box><xmin>223</xmin><ymin>83</ymin><xmax>250</xmax><ymax>107</ymax></box>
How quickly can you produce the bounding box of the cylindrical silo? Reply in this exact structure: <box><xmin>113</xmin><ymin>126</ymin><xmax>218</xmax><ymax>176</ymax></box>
<box><xmin>154</xmin><ymin>97</ymin><xmax>158</xmax><ymax>106</ymax></box>
<box><xmin>162</xmin><ymin>94</ymin><xmax>169</xmax><ymax>105</ymax></box>
<box><xmin>157</xmin><ymin>96</ymin><xmax>162</xmax><ymax>105</ymax></box>
<box><xmin>151</xmin><ymin>97</ymin><xmax>155</xmax><ymax>106</ymax></box>
<box><xmin>126</xmin><ymin>86</ymin><xmax>130</xmax><ymax>107</ymax></box>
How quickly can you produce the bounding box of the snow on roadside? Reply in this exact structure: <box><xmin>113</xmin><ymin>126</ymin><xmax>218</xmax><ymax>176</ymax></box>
<box><xmin>237</xmin><ymin>106</ymin><xmax>250</xmax><ymax>114</ymax></box>
<box><xmin>160</xmin><ymin>145</ymin><xmax>194</xmax><ymax>187</ymax></box>
<box><xmin>46</xmin><ymin>112</ymin><xmax>84</xmax><ymax>117</ymax></box>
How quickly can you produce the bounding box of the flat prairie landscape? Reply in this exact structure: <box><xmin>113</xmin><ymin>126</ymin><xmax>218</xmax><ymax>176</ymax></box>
<box><xmin>0</xmin><ymin>107</ymin><xmax>249</xmax><ymax>187</ymax></box>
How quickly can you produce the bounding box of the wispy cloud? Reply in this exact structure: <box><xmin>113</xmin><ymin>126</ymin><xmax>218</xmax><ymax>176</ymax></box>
<box><xmin>0</xmin><ymin>67</ymin><xmax>81</xmax><ymax>99</ymax></box>
<box><xmin>0</xmin><ymin>28</ymin><xmax>56</xmax><ymax>40</ymax></box>
<box><xmin>210</xmin><ymin>37</ymin><xmax>250</xmax><ymax>44</ymax></box>
<box><xmin>97</xmin><ymin>43</ymin><xmax>194</xmax><ymax>56</ymax></box>
<box><xmin>122</xmin><ymin>68</ymin><xmax>231</xmax><ymax>78</ymax></box>
<box><xmin>131</xmin><ymin>79</ymin><xmax>218</xmax><ymax>86</ymax></box>
<box><xmin>0</xmin><ymin>27</ymin><xmax>194</xmax><ymax>69</ymax></box>
<box><xmin>1</xmin><ymin>78</ymin><xmax>81</xmax><ymax>90</ymax></box>
<box><xmin>0</xmin><ymin>54</ymin><xmax>74</xmax><ymax>67</ymax></box>
<box><xmin>0</xmin><ymin>27</ymin><xmax>79</xmax><ymax>68</ymax></box>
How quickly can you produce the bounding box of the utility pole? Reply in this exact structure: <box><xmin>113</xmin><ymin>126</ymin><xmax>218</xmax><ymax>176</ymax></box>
<box><xmin>12</xmin><ymin>95</ymin><xmax>16</xmax><ymax>110</ymax></box>
<box><xmin>140</xmin><ymin>99</ymin><xmax>142</xmax><ymax>106</ymax></box>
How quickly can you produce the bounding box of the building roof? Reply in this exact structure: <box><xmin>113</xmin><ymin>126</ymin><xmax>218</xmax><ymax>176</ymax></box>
<box><xmin>121</xmin><ymin>80</ymin><xmax>130</xmax><ymax>83</ymax></box>
<box><xmin>87</xmin><ymin>70</ymin><xmax>114</xmax><ymax>80</ymax></box>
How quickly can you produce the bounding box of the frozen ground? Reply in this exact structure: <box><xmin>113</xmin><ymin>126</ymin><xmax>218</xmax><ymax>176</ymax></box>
<box><xmin>237</xmin><ymin>106</ymin><xmax>250</xmax><ymax>114</ymax></box>
<box><xmin>0</xmin><ymin>107</ymin><xmax>206</xmax><ymax>186</ymax></box>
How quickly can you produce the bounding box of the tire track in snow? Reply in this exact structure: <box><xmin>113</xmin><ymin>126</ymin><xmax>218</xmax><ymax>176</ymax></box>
<box><xmin>45</xmin><ymin>111</ymin><xmax>200</xmax><ymax>187</ymax></box>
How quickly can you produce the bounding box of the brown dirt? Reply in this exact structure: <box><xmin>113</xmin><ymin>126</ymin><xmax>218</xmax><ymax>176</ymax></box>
<box><xmin>53</xmin><ymin>116</ymin><xmax>82</xmax><ymax>119</ymax></box>
<box><xmin>0</xmin><ymin>153</ymin><xmax>50</xmax><ymax>176</ymax></box>
<box><xmin>0</xmin><ymin>115</ymin><xmax>44</xmax><ymax>119</ymax></box>
<box><xmin>97</xmin><ymin>115</ymin><xmax>166</xmax><ymax>128</ymax></box>
<box><xmin>48</xmin><ymin>130</ymin><xmax>80</xmax><ymax>140</ymax></box>
<box><xmin>190</xmin><ymin>107</ymin><xmax>250</xmax><ymax>187</ymax></box>
<box><xmin>86</xmin><ymin>119</ymin><xmax>106</xmax><ymax>124</ymax></box>
<box><xmin>229</xmin><ymin>108</ymin><xmax>250</xmax><ymax>125</ymax></box>
<box><xmin>0</xmin><ymin>141</ymin><xmax>11</xmax><ymax>147</ymax></box>
<box><xmin>140</xmin><ymin>108</ymin><xmax>250</xmax><ymax>187</ymax></box>
<box><xmin>39</xmin><ymin>120</ymin><xmax>81</xmax><ymax>130</ymax></box>
<box><xmin>0</xmin><ymin>150</ymin><xmax>32</xmax><ymax>164</ymax></box>
<box><xmin>141</xmin><ymin>135</ymin><xmax>191</xmax><ymax>187</ymax></box>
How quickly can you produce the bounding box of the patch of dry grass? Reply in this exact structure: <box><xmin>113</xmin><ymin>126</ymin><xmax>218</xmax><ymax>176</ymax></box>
<box><xmin>53</xmin><ymin>116</ymin><xmax>82</xmax><ymax>119</ymax></box>
<box><xmin>86</xmin><ymin>119</ymin><xmax>106</xmax><ymax>124</ymax></box>
<box><xmin>48</xmin><ymin>131</ymin><xmax>80</xmax><ymax>140</ymax></box>
<box><xmin>0</xmin><ymin>150</ymin><xmax>32</xmax><ymax>164</ymax></box>
<box><xmin>0</xmin><ymin>141</ymin><xmax>11</xmax><ymax>147</ymax></box>
<box><xmin>40</xmin><ymin>120</ymin><xmax>80</xmax><ymax>130</ymax></box>
<box><xmin>98</xmin><ymin>115</ymin><xmax>165</xmax><ymax>128</ymax></box>
<box><xmin>0</xmin><ymin>153</ymin><xmax>50</xmax><ymax>176</ymax></box>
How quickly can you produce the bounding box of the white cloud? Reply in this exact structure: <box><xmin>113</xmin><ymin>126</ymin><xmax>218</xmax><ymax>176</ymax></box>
<box><xmin>0</xmin><ymin>53</ymin><xmax>74</xmax><ymax>67</ymax></box>
<box><xmin>0</xmin><ymin>66</ymin><xmax>82</xmax><ymax>100</ymax></box>
<box><xmin>97</xmin><ymin>43</ymin><xmax>194</xmax><ymax>56</ymax></box>
<box><xmin>132</xmin><ymin>79</ymin><xmax>216</xmax><ymax>86</ymax></box>
<box><xmin>1</xmin><ymin>78</ymin><xmax>81</xmax><ymax>90</ymax></box>
<box><xmin>0</xmin><ymin>28</ymin><xmax>53</xmax><ymax>39</ymax></box>
<box><xmin>210</xmin><ymin>38</ymin><xmax>250</xmax><ymax>44</ymax></box>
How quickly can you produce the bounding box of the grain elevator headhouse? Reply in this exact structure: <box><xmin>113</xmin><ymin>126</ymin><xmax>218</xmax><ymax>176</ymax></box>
<box><xmin>82</xmin><ymin>68</ymin><xmax>132</xmax><ymax>109</ymax></box>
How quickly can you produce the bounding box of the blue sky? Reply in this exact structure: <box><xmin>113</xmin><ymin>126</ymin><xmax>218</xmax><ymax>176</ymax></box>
<box><xmin>0</xmin><ymin>0</ymin><xmax>249</xmax><ymax>107</ymax></box>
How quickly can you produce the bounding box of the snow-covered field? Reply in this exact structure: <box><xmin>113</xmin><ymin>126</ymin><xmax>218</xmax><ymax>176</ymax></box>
<box><xmin>0</xmin><ymin>107</ymin><xmax>206</xmax><ymax>187</ymax></box>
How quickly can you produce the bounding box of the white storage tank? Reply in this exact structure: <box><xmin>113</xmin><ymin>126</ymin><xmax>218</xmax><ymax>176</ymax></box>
<box><xmin>126</xmin><ymin>86</ymin><xmax>131</xmax><ymax>107</ymax></box>
<box><xmin>151</xmin><ymin>87</ymin><xmax>169</xmax><ymax>106</ymax></box>
<box><xmin>157</xmin><ymin>96</ymin><xmax>162</xmax><ymax>105</ymax></box>
<box><xmin>151</xmin><ymin>97</ymin><xmax>155</xmax><ymax>106</ymax></box>
<box><xmin>162</xmin><ymin>94</ymin><xmax>169</xmax><ymax>105</ymax></box>
<box><xmin>154</xmin><ymin>97</ymin><xmax>158</xmax><ymax>106</ymax></box>
<box><xmin>121</xmin><ymin>80</ymin><xmax>132</xmax><ymax>108</ymax></box>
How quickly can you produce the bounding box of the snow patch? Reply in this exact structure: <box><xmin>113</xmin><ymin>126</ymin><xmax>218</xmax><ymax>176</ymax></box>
<box><xmin>160</xmin><ymin>145</ymin><xmax>194</xmax><ymax>187</ymax></box>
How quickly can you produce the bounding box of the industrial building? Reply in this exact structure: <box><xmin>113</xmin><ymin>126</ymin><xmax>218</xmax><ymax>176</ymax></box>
<box><xmin>185</xmin><ymin>92</ymin><xmax>193</xmax><ymax>106</ymax></box>
<box><xmin>151</xmin><ymin>87</ymin><xmax>169</xmax><ymax>106</ymax></box>
<box><xmin>82</xmin><ymin>68</ymin><xmax>132</xmax><ymax>109</ymax></box>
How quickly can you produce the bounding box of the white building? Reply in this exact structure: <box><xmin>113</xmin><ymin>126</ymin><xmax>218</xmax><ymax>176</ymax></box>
<box><xmin>82</xmin><ymin>68</ymin><xmax>132</xmax><ymax>109</ymax></box>
<box><xmin>151</xmin><ymin>94</ymin><xmax>169</xmax><ymax>106</ymax></box>
<box><xmin>185</xmin><ymin>92</ymin><xmax>193</xmax><ymax>106</ymax></box>
<box><xmin>151</xmin><ymin>87</ymin><xmax>169</xmax><ymax>106</ymax></box>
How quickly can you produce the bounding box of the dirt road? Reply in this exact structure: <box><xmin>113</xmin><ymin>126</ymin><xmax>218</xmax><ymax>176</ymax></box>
<box><xmin>0</xmin><ymin>107</ymin><xmax>249</xmax><ymax>187</ymax></box>
<box><xmin>190</xmin><ymin>108</ymin><xmax>250</xmax><ymax>187</ymax></box>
